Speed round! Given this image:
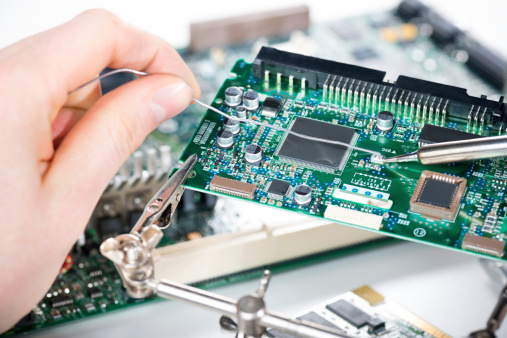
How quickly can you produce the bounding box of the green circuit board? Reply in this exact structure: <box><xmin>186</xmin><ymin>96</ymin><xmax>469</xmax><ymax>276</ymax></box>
<box><xmin>268</xmin><ymin>285</ymin><xmax>450</xmax><ymax>337</ymax></box>
<box><xmin>2</xmin><ymin>228</ymin><xmax>393</xmax><ymax>336</ymax></box>
<box><xmin>180</xmin><ymin>51</ymin><xmax>507</xmax><ymax>262</ymax></box>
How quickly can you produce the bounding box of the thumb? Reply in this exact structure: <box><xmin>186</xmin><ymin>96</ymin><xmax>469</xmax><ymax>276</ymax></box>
<box><xmin>44</xmin><ymin>74</ymin><xmax>194</xmax><ymax>234</ymax></box>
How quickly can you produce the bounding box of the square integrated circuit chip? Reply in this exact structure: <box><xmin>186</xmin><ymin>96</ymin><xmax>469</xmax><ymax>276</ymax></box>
<box><xmin>410</xmin><ymin>170</ymin><xmax>467</xmax><ymax>221</ymax></box>
<box><xmin>267</xmin><ymin>179</ymin><xmax>291</xmax><ymax>199</ymax></box>
<box><xmin>277</xmin><ymin>117</ymin><xmax>357</xmax><ymax>171</ymax></box>
<box><xmin>325</xmin><ymin>299</ymin><xmax>385</xmax><ymax>330</ymax></box>
<box><xmin>417</xmin><ymin>179</ymin><xmax>457</xmax><ymax>208</ymax></box>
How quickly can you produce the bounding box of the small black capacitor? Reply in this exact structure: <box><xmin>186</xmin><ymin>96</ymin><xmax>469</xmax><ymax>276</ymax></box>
<box><xmin>376</xmin><ymin>111</ymin><xmax>394</xmax><ymax>131</ymax></box>
<box><xmin>216</xmin><ymin>129</ymin><xmax>234</xmax><ymax>149</ymax></box>
<box><xmin>243</xmin><ymin>89</ymin><xmax>259</xmax><ymax>110</ymax></box>
<box><xmin>236</xmin><ymin>105</ymin><xmax>247</xmax><ymax>119</ymax></box>
<box><xmin>244</xmin><ymin>144</ymin><xmax>263</xmax><ymax>163</ymax></box>
<box><xmin>224</xmin><ymin>118</ymin><xmax>240</xmax><ymax>135</ymax></box>
<box><xmin>224</xmin><ymin>86</ymin><xmax>242</xmax><ymax>107</ymax></box>
<box><xmin>294</xmin><ymin>184</ymin><xmax>312</xmax><ymax>205</ymax></box>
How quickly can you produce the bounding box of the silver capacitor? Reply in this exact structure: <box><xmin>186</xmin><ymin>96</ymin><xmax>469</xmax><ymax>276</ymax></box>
<box><xmin>224</xmin><ymin>118</ymin><xmax>240</xmax><ymax>135</ymax></box>
<box><xmin>224</xmin><ymin>86</ymin><xmax>242</xmax><ymax>107</ymax></box>
<box><xmin>216</xmin><ymin>129</ymin><xmax>234</xmax><ymax>149</ymax></box>
<box><xmin>294</xmin><ymin>184</ymin><xmax>312</xmax><ymax>205</ymax></box>
<box><xmin>243</xmin><ymin>89</ymin><xmax>259</xmax><ymax>110</ymax></box>
<box><xmin>236</xmin><ymin>105</ymin><xmax>247</xmax><ymax>119</ymax></box>
<box><xmin>244</xmin><ymin>144</ymin><xmax>263</xmax><ymax>163</ymax></box>
<box><xmin>376</xmin><ymin>111</ymin><xmax>394</xmax><ymax>131</ymax></box>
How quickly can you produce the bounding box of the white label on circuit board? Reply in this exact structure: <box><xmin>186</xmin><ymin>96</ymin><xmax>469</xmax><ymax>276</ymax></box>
<box><xmin>341</xmin><ymin>183</ymin><xmax>390</xmax><ymax>200</ymax></box>
<box><xmin>332</xmin><ymin>189</ymin><xmax>393</xmax><ymax>209</ymax></box>
<box><xmin>193</xmin><ymin>121</ymin><xmax>216</xmax><ymax>145</ymax></box>
<box><xmin>351</xmin><ymin>173</ymin><xmax>392</xmax><ymax>192</ymax></box>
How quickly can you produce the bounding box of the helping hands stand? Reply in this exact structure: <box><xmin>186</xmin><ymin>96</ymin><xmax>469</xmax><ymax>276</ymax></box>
<box><xmin>100</xmin><ymin>154</ymin><xmax>349</xmax><ymax>338</ymax></box>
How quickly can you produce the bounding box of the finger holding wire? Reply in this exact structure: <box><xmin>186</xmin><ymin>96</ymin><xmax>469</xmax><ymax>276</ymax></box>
<box><xmin>67</xmin><ymin>68</ymin><xmax>380</xmax><ymax>157</ymax></box>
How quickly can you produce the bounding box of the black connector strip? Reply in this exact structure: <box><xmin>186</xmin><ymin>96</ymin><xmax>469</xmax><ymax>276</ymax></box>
<box><xmin>395</xmin><ymin>0</ymin><xmax>506</xmax><ymax>90</ymax></box>
<box><xmin>252</xmin><ymin>47</ymin><xmax>385</xmax><ymax>89</ymax></box>
<box><xmin>466</xmin><ymin>40</ymin><xmax>507</xmax><ymax>90</ymax></box>
<box><xmin>253</xmin><ymin>46</ymin><xmax>506</xmax><ymax>128</ymax></box>
<box><xmin>395</xmin><ymin>0</ymin><xmax>427</xmax><ymax>21</ymax></box>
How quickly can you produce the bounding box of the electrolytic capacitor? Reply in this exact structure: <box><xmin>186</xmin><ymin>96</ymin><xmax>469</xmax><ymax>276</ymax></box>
<box><xmin>376</xmin><ymin>111</ymin><xmax>394</xmax><ymax>131</ymax></box>
<box><xmin>236</xmin><ymin>106</ymin><xmax>247</xmax><ymax>119</ymax></box>
<box><xmin>216</xmin><ymin>129</ymin><xmax>234</xmax><ymax>149</ymax></box>
<box><xmin>294</xmin><ymin>184</ymin><xmax>312</xmax><ymax>205</ymax></box>
<box><xmin>224</xmin><ymin>86</ymin><xmax>242</xmax><ymax>107</ymax></box>
<box><xmin>243</xmin><ymin>89</ymin><xmax>259</xmax><ymax>110</ymax></box>
<box><xmin>224</xmin><ymin>118</ymin><xmax>240</xmax><ymax>135</ymax></box>
<box><xmin>244</xmin><ymin>144</ymin><xmax>263</xmax><ymax>163</ymax></box>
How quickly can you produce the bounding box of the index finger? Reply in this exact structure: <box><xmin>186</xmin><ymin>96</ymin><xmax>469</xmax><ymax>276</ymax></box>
<box><xmin>3</xmin><ymin>9</ymin><xmax>200</xmax><ymax>111</ymax></box>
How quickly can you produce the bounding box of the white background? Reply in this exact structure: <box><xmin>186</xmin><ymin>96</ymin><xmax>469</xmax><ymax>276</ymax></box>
<box><xmin>1</xmin><ymin>1</ymin><xmax>506</xmax><ymax>56</ymax></box>
<box><xmin>2</xmin><ymin>1</ymin><xmax>507</xmax><ymax>337</ymax></box>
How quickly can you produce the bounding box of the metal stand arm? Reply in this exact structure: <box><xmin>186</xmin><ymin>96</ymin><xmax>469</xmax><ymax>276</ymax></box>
<box><xmin>150</xmin><ymin>276</ymin><xmax>351</xmax><ymax>338</ymax></box>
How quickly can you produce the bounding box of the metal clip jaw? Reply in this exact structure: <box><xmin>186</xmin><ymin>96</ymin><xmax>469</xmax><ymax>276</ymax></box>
<box><xmin>100</xmin><ymin>154</ymin><xmax>198</xmax><ymax>298</ymax></box>
<box><xmin>130</xmin><ymin>154</ymin><xmax>198</xmax><ymax>233</ymax></box>
<box><xmin>100</xmin><ymin>225</ymin><xmax>163</xmax><ymax>298</ymax></box>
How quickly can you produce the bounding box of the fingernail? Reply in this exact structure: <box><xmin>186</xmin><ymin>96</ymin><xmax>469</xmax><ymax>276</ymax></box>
<box><xmin>150</xmin><ymin>79</ymin><xmax>193</xmax><ymax>124</ymax></box>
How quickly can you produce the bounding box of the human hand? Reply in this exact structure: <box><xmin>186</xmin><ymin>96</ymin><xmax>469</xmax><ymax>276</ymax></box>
<box><xmin>0</xmin><ymin>9</ymin><xmax>200</xmax><ymax>331</ymax></box>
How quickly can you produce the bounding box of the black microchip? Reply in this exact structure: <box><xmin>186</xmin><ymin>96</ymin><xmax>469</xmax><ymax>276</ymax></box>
<box><xmin>267</xmin><ymin>311</ymin><xmax>343</xmax><ymax>338</ymax></box>
<box><xmin>267</xmin><ymin>179</ymin><xmax>291</xmax><ymax>198</ymax></box>
<box><xmin>418</xmin><ymin>179</ymin><xmax>458</xmax><ymax>208</ymax></box>
<box><xmin>262</xmin><ymin>97</ymin><xmax>282</xmax><ymax>117</ymax></box>
<box><xmin>326</xmin><ymin>299</ymin><xmax>385</xmax><ymax>330</ymax></box>
<box><xmin>418</xmin><ymin>124</ymin><xmax>482</xmax><ymax>146</ymax></box>
<box><xmin>50</xmin><ymin>294</ymin><xmax>73</xmax><ymax>308</ymax></box>
<box><xmin>278</xmin><ymin>117</ymin><xmax>356</xmax><ymax>171</ymax></box>
<box><xmin>84</xmin><ymin>303</ymin><xmax>97</xmax><ymax>312</ymax></box>
<box><xmin>352</xmin><ymin>47</ymin><xmax>378</xmax><ymax>60</ymax></box>
<box><xmin>87</xmin><ymin>267</ymin><xmax>103</xmax><ymax>278</ymax></box>
<box><xmin>89</xmin><ymin>287</ymin><xmax>103</xmax><ymax>299</ymax></box>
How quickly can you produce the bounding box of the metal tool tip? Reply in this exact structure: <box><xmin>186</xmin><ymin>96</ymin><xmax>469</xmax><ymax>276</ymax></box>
<box><xmin>383</xmin><ymin>152</ymin><xmax>418</xmax><ymax>163</ymax></box>
<box><xmin>370</xmin><ymin>153</ymin><xmax>386</xmax><ymax>164</ymax></box>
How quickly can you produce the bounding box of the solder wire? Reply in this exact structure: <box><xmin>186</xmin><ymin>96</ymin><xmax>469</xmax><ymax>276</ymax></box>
<box><xmin>192</xmin><ymin>99</ymin><xmax>379</xmax><ymax>155</ymax></box>
<box><xmin>70</xmin><ymin>69</ymin><xmax>380</xmax><ymax>156</ymax></box>
<box><xmin>68</xmin><ymin>69</ymin><xmax>150</xmax><ymax>94</ymax></box>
